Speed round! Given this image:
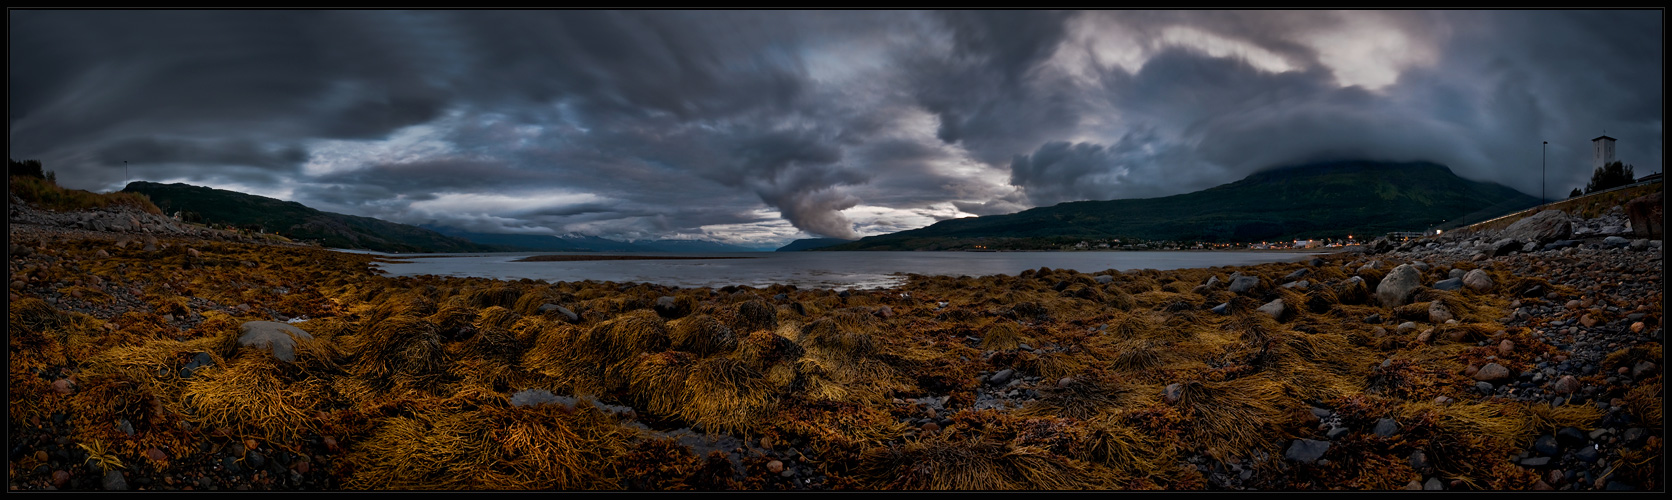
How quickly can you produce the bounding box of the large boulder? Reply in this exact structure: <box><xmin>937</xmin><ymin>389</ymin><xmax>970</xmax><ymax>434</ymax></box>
<box><xmin>236</xmin><ymin>321</ymin><xmax>313</xmax><ymax>362</ymax></box>
<box><xmin>1625</xmin><ymin>191</ymin><xmax>1663</xmax><ymax>239</ymax></box>
<box><xmin>1368</xmin><ymin>237</ymin><xmax>1396</xmax><ymax>254</ymax></box>
<box><xmin>1228</xmin><ymin>276</ymin><xmax>1261</xmax><ymax>294</ymax></box>
<box><xmin>1500</xmin><ymin>210</ymin><xmax>1572</xmax><ymax>245</ymax></box>
<box><xmin>1376</xmin><ymin>264</ymin><xmax>1422</xmax><ymax>307</ymax></box>
<box><xmin>1462</xmin><ymin>269</ymin><xmax>1494</xmax><ymax>291</ymax></box>
<box><xmin>1257</xmin><ymin>298</ymin><xmax>1286</xmax><ymax>320</ymax></box>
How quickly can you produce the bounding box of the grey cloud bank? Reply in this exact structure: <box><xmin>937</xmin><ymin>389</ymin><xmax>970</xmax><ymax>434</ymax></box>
<box><xmin>9</xmin><ymin>10</ymin><xmax>1662</xmax><ymax>247</ymax></box>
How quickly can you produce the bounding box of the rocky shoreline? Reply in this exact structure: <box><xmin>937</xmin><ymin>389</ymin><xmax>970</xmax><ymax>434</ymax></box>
<box><xmin>7</xmin><ymin>195</ymin><xmax>1662</xmax><ymax>491</ymax></box>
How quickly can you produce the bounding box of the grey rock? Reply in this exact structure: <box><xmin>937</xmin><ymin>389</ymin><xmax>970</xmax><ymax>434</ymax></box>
<box><xmin>1396</xmin><ymin>321</ymin><xmax>1418</xmax><ymax>334</ymax></box>
<box><xmin>1432</xmin><ymin>278</ymin><xmax>1464</xmax><ymax>291</ymax></box>
<box><xmin>1534</xmin><ymin>435</ymin><xmax>1560</xmax><ymax>455</ymax></box>
<box><xmin>180</xmin><ymin>352</ymin><xmax>215</xmax><ymax>378</ymax></box>
<box><xmin>1573</xmin><ymin>445</ymin><xmax>1601</xmax><ymax>463</ymax></box>
<box><xmin>537</xmin><ymin>303</ymin><xmax>579</xmax><ymax>322</ymax></box>
<box><xmin>1211</xmin><ymin>302</ymin><xmax>1231</xmax><ymax>315</ymax></box>
<box><xmin>236</xmin><ymin>321</ymin><xmax>313</xmax><ymax>362</ymax></box>
<box><xmin>1522</xmin><ymin>242</ymin><xmax>1539</xmax><ymax>253</ymax></box>
<box><xmin>1603</xmin><ymin>236</ymin><xmax>1631</xmax><ymax>248</ymax></box>
<box><xmin>1373</xmin><ymin>418</ymin><xmax>1399</xmax><ymax>437</ymax></box>
<box><xmin>1474</xmin><ymin>362</ymin><xmax>1511</xmax><ymax>382</ymax></box>
<box><xmin>1095</xmin><ymin>275</ymin><xmax>1114</xmax><ymax>284</ymax></box>
<box><xmin>1629</xmin><ymin>238</ymin><xmax>1649</xmax><ymax>250</ymax></box>
<box><xmin>1463</xmin><ymin>269</ymin><xmax>1494</xmax><ymax>291</ymax></box>
<box><xmin>1553</xmin><ymin>375</ymin><xmax>1581</xmax><ymax>394</ymax></box>
<box><xmin>1228</xmin><ymin>276</ymin><xmax>1261</xmax><ymax>294</ymax></box>
<box><xmin>1368</xmin><ymin>237</ymin><xmax>1396</xmax><ymax>254</ymax></box>
<box><xmin>1325</xmin><ymin>426</ymin><xmax>1351</xmax><ymax>439</ymax></box>
<box><xmin>1256</xmin><ymin>299</ymin><xmax>1286</xmax><ymax>320</ymax></box>
<box><xmin>1492</xmin><ymin>238</ymin><xmax>1521</xmax><ymax>256</ymax></box>
<box><xmin>1284</xmin><ymin>439</ymin><xmax>1330</xmax><ymax>463</ymax></box>
<box><xmin>103</xmin><ymin>470</ymin><xmax>128</xmax><ymax>490</ymax></box>
<box><xmin>1424</xmin><ymin>477</ymin><xmax>1444</xmax><ymax>490</ymax></box>
<box><xmin>1375</xmin><ymin>264</ymin><xmax>1422</xmax><ymax>306</ymax></box>
<box><xmin>1520</xmin><ymin>456</ymin><xmax>1551</xmax><ymax>467</ymax></box>
<box><xmin>989</xmin><ymin>369</ymin><xmax>1015</xmax><ymax>385</ymax></box>
<box><xmin>1428</xmin><ymin>302</ymin><xmax>1454</xmax><ymax>324</ymax></box>
<box><xmin>1502</xmin><ymin>210</ymin><xmax>1573</xmax><ymax>245</ymax></box>
<box><xmin>1448</xmin><ymin>268</ymin><xmax>1467</xmax><ymax>279</ymax></box>
<box><xmin>1283</xmin><ymin>269</ymin><xmax>1309</xmax><ymax>281</ymax></box>
<box><xmin>1407</xmin><ymin>450</ymin><xmax>1429</xmax><ymax>470</ymax></box>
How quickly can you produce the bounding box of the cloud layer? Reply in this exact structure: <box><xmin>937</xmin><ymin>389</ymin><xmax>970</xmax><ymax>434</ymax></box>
<box><xmin>10</xmin><ymin>10</ymin><xmax>1662</xmax><ymax>247</ymax></box>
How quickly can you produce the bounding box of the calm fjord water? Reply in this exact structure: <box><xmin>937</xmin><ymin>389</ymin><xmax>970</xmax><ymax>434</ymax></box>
<box><xmin>358</xmin><ymin>250</ymin><xmax>1329</xmax><ymax>290</ymax></box>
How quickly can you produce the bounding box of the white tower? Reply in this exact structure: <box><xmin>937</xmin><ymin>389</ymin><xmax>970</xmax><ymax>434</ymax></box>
<box><xmin>1592</xmin><ymin>135</ymin><xmax>1617</xmax><ymax>169</ymax></box>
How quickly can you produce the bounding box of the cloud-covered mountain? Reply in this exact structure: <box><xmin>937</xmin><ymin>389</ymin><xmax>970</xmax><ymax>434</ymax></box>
<box><xmin>825</xmin><ymin>160</ymin><xmax>1541</xmax><ymax>250</ymax></box>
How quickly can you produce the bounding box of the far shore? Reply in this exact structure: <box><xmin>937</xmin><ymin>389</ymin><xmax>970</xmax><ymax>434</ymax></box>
<box><xmin>513</xmin><ymin>254</ymin><xmax>759</xmax><ymax>262</ymax></box>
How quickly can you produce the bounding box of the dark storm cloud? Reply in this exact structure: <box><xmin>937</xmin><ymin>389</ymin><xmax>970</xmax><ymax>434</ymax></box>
<box><xmin>1001</xmin><ymin>10</ymin><xmax>1660</xmax><ymax>204</ymax></box>
<box><xmin>907</xmin><ymin>10</ymin><xmax>1088</xmax><ymax>166</ymax></box>
<box><xmin>95</xmin><ymin>137</ymin><xmax>308</xmax><ymax>171</ymax></box>
<box><xmin>313</xmin><ymin>158</ymin><xmax>559</xmax><ymax>193</ymax></box>
<box><xmin>9</xmin><ymin>11</ymin><xmax>1661</xmax><ymax>247</ymax></box>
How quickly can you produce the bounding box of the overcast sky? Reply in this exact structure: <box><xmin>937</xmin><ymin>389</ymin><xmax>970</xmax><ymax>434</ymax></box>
<box><xmin>9</xmin><ymin>10</ymin><xmax>1663</xmax><ymax>247</ymax></box>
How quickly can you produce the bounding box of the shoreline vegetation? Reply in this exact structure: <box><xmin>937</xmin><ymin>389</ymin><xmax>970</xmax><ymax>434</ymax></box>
<box><xmin>7</xmin><ymin>185</ymin><xmax>1663</xmax><ymax>491</ymax></box>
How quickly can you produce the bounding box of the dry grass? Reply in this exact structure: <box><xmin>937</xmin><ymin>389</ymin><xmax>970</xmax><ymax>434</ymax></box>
<box><xmin>558</xmin><ymin>310</ymin><xmax>670</xmax><ymax>395</ymax></box>
<box><xmin>666</xmin><ymin>314</ymin><xmax>738</xmax><ymax>356</ymax></box>
<box><xmin>180</xmin><ymin>351</ymin><xmax>333</xmax><ymax>442</ymax></box>
<box><xmin>1173</xmin><ymin>375</ymin><xmax>1300</xmax><ymax>462</ymax></box>
<box><xmin>855</xmin><ymin>433</ymin><xmax>1101</xmax><ymax>490</ymax></box>
<box><xmin>343</xmin><ymin>315</ymin><xmax>449</xmax><ymax>394</ymax></box>
<box><xmin>344</xmin><ymin>401</ymin><xmax>633</xmax><ymax>490</ymax></box>
<box><xmin>9</xmin><ymin>174</ymin><xmax>163</xmax><ymax>214</ymax></box>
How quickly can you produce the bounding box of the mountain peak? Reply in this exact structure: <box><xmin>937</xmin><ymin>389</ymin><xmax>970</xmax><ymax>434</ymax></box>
<box><xmin>825</xmin><ymin>159</ymin><xmax>1539</xmax><ymax>250</ymax></box>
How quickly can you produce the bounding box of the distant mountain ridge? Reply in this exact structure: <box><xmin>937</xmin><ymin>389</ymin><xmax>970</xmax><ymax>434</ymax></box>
<box><xmin>423</xmin><ymin>226</ymin><xmax>766</xmax><ymax>253</ymax></box>
<box><xmin>825</xmin><ymin>160</ymin><xmax>1541</xmax><ymax>251</ymax></box>
<box><xmin>122</xmin><ymin>181</ymin><xmax>497</xmax><ymax>253</ymax></box>
<box><xmin>776</xmin><ymin>238</ymin><xmax>855</xmax><ymax>252</ymax></box>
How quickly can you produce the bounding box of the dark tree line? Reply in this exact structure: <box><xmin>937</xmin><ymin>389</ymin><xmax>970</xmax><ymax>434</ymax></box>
<box><xmin>8</xmin><ymin>158</ymin><xmax>54</xmax><ymax>183</ymax></box>
<box><xmin>1586</xmin><ymin>161</ymin><xmax>1636</xmax><ymax>194</ymax></box>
